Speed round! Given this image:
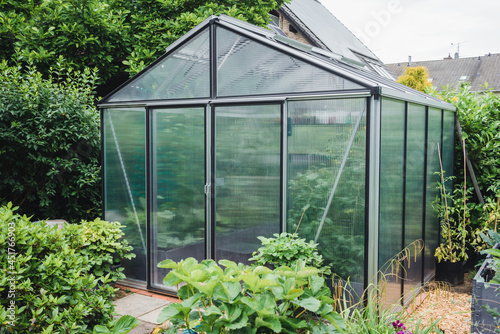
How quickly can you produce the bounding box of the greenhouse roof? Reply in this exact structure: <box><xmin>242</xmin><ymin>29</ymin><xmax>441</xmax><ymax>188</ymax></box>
<box><xmin>281</xmin><ymin>0</ymin><xmax>379</xmax><ymax>61</ymax></box>
<box><xmin>100</xmin><ymin>15</ymin><xmax>455</xmax><ymax>112</ymax></box>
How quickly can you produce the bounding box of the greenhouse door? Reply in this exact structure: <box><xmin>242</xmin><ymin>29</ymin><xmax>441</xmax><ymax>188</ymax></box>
<box><xmin>150</xmin><ymin>107</ymin><xmax>206</xmax><ymax>289</ymax></box>
<box><xmin>212</xmin><ymin>104</ymin><xmax>282</xmax><ymax>263</ymax></box>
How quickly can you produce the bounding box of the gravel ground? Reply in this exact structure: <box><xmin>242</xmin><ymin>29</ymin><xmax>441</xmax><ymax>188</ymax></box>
<box><xmin>410</xmin><ymin>273</ymin><xmax>473</xmax><ymax>334</ymax></box>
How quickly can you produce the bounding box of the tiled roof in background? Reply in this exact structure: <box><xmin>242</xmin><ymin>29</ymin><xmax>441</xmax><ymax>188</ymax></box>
<box><xmin>387</xmin><ymin>53</ymin><xmax>500</xmax><ymax>92</ymax></box>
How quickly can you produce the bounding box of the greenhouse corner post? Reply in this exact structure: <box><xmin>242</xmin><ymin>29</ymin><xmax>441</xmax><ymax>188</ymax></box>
<box><xmin>367</xmin><ymin>93</ymin><xmax>381</xmax><ymax>290</ymax></box>
<box><xmin>314</xmin><ymin>103</ymin><xmax>367</xmax><ymax>243</ymax></box>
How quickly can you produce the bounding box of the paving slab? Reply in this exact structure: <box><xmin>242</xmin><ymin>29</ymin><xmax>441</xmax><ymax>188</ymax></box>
<box><xmin>113</xmin><ymin>293</ymin><xmax>170</xmax><ymax>319</ymax></box>
<box><xmin>128</xmin><ymin>321</ymin><xmax>156</xmax><ymax>334</ymax></box>
<box><xmin>138</xmin><ymin>304</ymin><xmax>167</xmax><ymax>324</ymax></box>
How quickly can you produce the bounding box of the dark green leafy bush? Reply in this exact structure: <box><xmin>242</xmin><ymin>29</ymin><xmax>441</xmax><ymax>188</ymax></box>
<box><xmin>0</xmin><ymin>203</ymin><xmax>133</xmax><ymax>333</ymax></box>
<box><xmin>0</xmin><ymin>62</ymin><xmax>101</xmax><ymax>223</ymax></box>
<box><xmin>0</xmin><ymin>0</ymin><xmax>288</xmax><ymax>95</ymax></box>
<box><xmin>157</xmin><ymin>257</ymin><xmax>345</xmax><ymax>334</ymax></box>
<box><xmin>432</xmin><ymin>84</ymin><xmax>500</xmax><ymax>251</ymax></box>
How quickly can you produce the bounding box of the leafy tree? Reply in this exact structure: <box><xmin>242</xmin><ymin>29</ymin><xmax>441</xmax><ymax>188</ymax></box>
<box><xmin>397</xmin><ymin>66</ymin><xmax>432</xmax><ymax>92</ymax></box>
<box><xmin>0</xmin><ymin>0</ymin><xmax>288</xmax><ymax>95</ymax></box>
<box><xmin>0</xmin><ymin>61</ymin><xmax>101</xmax><ymax>222</ymax></box>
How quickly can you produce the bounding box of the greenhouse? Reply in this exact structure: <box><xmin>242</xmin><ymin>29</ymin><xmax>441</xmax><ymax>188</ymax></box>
<box><xmin>99</xmin><ymin>15</ymin><xmax>456</xmax><ymax>305</ymax></box>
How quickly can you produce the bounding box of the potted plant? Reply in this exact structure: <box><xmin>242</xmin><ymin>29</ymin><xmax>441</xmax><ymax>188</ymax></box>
<box><xmin>434</xmin><ymin>144</ymin><xmax>469</xmax><ymax>285</ymax></box>
<box><xmin>471</xmin><ymin>234</ymin><xmax>500</xmax><ymax>333</ymax></box>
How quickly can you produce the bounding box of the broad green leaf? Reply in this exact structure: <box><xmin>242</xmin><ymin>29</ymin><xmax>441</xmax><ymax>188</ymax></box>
<box><xmin>253</xmin><ymin>266</ymin><xmax>273</xmax><ymax>275</ymax></box>
<box><xmin>93</xmin><ymin>325</ymin><xmax>111</xmax><ymax>333</ymax></box>
<box><xmin>222</xmin><ymin>281</ymin><xmax>242</xmax><ymax>301</ymax></box>
<box><xmin>240</xmin><ymin>296</ymin><xmax>260</xmax><ymax>312</ymax></box>
<box><xmin>192</xmin><ymin>279</ymin><xmax>218</xmax><ymax>297</ymax></box>
<box><xmin>283</xmin><ymin>288</ymin><xmax>304</xmax><ymax>300</ymax></box>
<box><xmin>241</xmin><ymin>273</ymin><xmax>259</xmax><ymax>292</ymax></box>
<box><xmin>322</xmin><ymin>312</ymin><xmax>346</xmax><ymax>332</ymax></box>
<box><xmin>296</xmin><ymin>267</ymin><xmax>319</xmax><ymax>278</ymax></box>
<box><xmin>292</xmin><ymin>297</ymin><xmax>321</xmax><ymax>312</ymax></box>
<box><xmin>483</xmin><ymin>249</ymin><xmax>500</xmax><ymax>258</ymax></box>
<box><xmin>219</xmin><ymin>259</ymin><xmax>237</xmax><ymax>268</ymax></box>
<box><xmin>157</xmin><ymin>304</ymin><xmax>182</xmax><ymax>323</ymax></box>
<box><xmin>203</xmin><ymin>305</ymin><xmax>222</xmax><ymax>317</ymax></box>
<box><xmin>255</xmin><ymin>315</ymin><xmax>282</xmax><ymax>333</ymax></box>
<box><xmin>113</xmin><ymin>315</ymin><xmax>140</xmax><ymax>334</ymax></box>
<box><xmin>158</xmin><ymin>259</ymin><xmax>178</xmax><ymax>269</ymax></box>
<box><xmin>163</xmin><ymin>271</ymin><xmax>183</xmax><ymax>286</ymax></box>
<box><xmin>309</xmin><ymin>275</ymin><xmax>325</xmax><ymax>295</ymax></box>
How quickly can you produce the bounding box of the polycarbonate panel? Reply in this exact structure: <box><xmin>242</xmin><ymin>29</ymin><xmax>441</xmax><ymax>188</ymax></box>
<box><xmin>216</xmin><ymin>27</ymin><xmax>363</xmax><ymax>97</ymax></box>
<box><xmin>379</xmin><ymin>98</ymin><xmax>405</xmax><ymax>307</ymax></box>
<box><xmin>107</xmin><ymin>29</ymin><xmax>210</xmax><ymax>102</ymax></box>
<box><xmin>214</xmin><ymin>105</ymin><xmax>281</xmax><ymax>263</ymax></box>
<box><xmin>151</xmin><ymin>108</ymin><xmax>205</xmax><ymax>289</ymax></box>
<box><xmin>403</xmin><ymin>103</ymin><xmax>426</xmax><ymax>302</ymax></box>
<box><xmin>103</xmin><ymin>109</ymin><xmax>146</xmax><ymax>282</ymax></box>
<box><xmin>287</xmin><ymin>98</ymin><xmax>366</xmax><ymax>292</ymax></box>
<box><xmin>424</xmin><ymin>108</ymin><xmax>442</xmax><ymax>281</ymax></box>
<box><xmin>442</xmin><ymin>111</ymin><xmax>455</xmax><ymax>192</ymax></box>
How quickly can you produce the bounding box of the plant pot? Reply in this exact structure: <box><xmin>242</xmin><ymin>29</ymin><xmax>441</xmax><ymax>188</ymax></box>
<box><xmin>435</xmin><ymin>259</ymin><xmax>465</xmax><ymax>286</ymax></box>
<box><xmin>471</xmin><ymin>243</ymin><xmax>500</xmax><ymax>333</ymax></box>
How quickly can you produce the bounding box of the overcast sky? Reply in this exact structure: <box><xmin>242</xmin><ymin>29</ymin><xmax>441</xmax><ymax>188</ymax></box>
<box><xmin>319</xmin><ymin>0</ymin><xmax>500</xmax><ymax>64</ymax></box>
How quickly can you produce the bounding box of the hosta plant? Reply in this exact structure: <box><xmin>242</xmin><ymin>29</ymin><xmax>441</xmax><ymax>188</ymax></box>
<box><xmin>156</xmin><ymin>258</ymin><xmax>345</xmax><ymax>333</ymax></box>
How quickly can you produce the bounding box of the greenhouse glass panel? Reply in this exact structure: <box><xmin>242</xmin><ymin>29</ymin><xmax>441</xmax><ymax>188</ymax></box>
<box><xmin>214</xmin><ymin>104</ymin><xmax>281</xmax><ymax>263</ymax></box>
<box><xmin>107</xmin><ymin>29</ymin><xmax>210</xmax><ymax>102</ymax></box>
<box><xmin>403</xmin><ymin>103</ymin><xmax>426</xmax><ymax>301</ymax></box>
<box><xmin>103</xmin><ymin>109</ymin><xmax>146</xmax><ymax>282</ymax></box>
<box><xmin>151</xmin><ymin>108</ymin><xmax>206</xmax><ymax>289</ymax></box>
<box><xmin>216</xmin><ymin>27</ymin><xmax>362</xmax><ymax>97</ymax></box>
<box><xmin>424</xmin><ymin>108</ymin><xmax>443</xmax><ymax>281</ymax></box>
<box><xmin>379</xmin><ymin>98</ymin><xmax>405</xmax><ymax>306</ymax></box>
<box><xmin>287</xmin><ymin>98</ymin><xmax>366</xmax><ymax>293</ymax></box>
<box><xmin>442</xmin><ymin>111</ymin><xmax>455</xmax><ymax>191</ymax></box>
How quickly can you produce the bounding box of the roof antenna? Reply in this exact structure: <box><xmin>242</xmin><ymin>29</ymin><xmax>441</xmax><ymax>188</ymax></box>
<box><xmin>451</xmin><ymin>41</ymin><xmax>466</xmax><ymax>59</ymax></box>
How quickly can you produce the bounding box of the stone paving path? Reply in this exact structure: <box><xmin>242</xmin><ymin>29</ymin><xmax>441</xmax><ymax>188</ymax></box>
<box><xmin>113</xmin><ymin>285</ymin><xmax>179</xmax><ymax>334</ymax></box>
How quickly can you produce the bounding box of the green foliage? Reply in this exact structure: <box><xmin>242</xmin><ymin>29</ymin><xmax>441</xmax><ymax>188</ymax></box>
<box><xmin>0</xmin><ymin>203</ymin><xmax>134</xmax><ymax>332</ymax></box>
<box><xmin>0</xmin><ymin>62</ymin><xmax>101</xmax><ymax>223</ymax></box>
<box><xmin>434</xmin><ymin>175</ymin><xmax>469</xmax><ymax>263</ymax></box>
<box><xmin>287</xmin><ymin>167</ymin><xmax>365</xmax><ymax>281</ymax></box>
<box><xmin>78</xmin><ymin>218</ymin><xmax>135</xmax><ymax>282</ymax></box>
<box><xmin>481</xmin><ymin>229</ymin><xmax>500</xmax><ymax>248</ymax></box>
<box><xmin>397</xmin><ymin>66</ymin><xmax>432</xmax><ymax>92</ymax></box>
<box><xmin>93</xmin><ymin>315</ymin><xmax>140</xmax><ymax>334</ymax></box>
<box><xmin>431</xmin><ymin>84</ymin><xmax>500</xmax><ymax>252</ymax></box>
<box><xmin>481</xmin><ymin>248</ymin><xmax>500</xmax><ymax>284</ymax></box>
<box><xmin>156</xmin><ymin>257</ymin><xmax>345</xmax><ymax>333</ymax></box>
<box><xmin>249</xmin><ymin>232</ymin><xmax>331</xmax><ymax>275</ymax></box>
<box><xmin>339</xmin><ymin>285</ymin><xmax>442</xmax><ymax>334</ymax></box>
<box><xmin>0</xmin><ymin>0</ymin><xmax>289</xmax><ymax>94</ymax></box>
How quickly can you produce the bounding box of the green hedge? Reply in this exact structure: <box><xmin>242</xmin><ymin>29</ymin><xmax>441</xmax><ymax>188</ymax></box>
<box><xmin>0</xmin><ymin>203</ymin><xmax>134</xmax><ymax>333</ymax></box>
<box><xmin>0</xmin><ymin>62</ymin><xmax>101</xmax><ymax>223</ymax></box>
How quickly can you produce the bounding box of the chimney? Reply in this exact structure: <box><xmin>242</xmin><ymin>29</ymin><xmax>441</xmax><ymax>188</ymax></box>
<box><xmin>454</xmin><ymin>52</ymin><xmax>459</xmax><ymax>59</ymax></box>
<box><xmin>444</xmin><ymin>53</ymin><xmax>452</xmax><ymax>60</ymax></box>
<box><xmin>408</xmin><ymin>56</ymin><xmax>412</xmax><ymax>66</ymax></box>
